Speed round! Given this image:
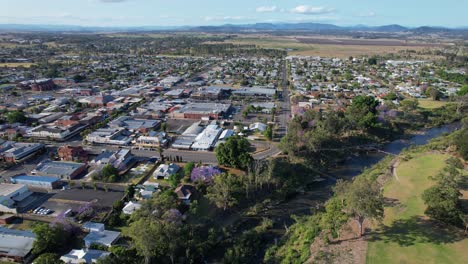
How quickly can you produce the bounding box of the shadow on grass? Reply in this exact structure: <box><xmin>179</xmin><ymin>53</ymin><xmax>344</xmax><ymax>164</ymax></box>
<box><xmin>383</xmin><ymin>197</ymin><xmax>401</xmax><ymax>207</ymax></box>
<box><xmin>367</xmin><ymin>216</ymin><xmax>465</xmax><ymax>247</ymax></box>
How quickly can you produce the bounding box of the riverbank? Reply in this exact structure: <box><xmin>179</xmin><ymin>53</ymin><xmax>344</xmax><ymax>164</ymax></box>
<box><xmin>267</xmin><ymin>124</ymin><xmax>465</xmax><ymax>263</ymax></box>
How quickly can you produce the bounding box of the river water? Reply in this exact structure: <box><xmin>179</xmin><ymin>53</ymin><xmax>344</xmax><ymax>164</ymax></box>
<box><xmin>260</xmin><ymin>122</ymin><xmax>462</xmax><ymax>226</ymax></box>
<box><xmin>331</xmin><ymin>122</ymin><xmax>461</xmax><ymax>179</ymax></box>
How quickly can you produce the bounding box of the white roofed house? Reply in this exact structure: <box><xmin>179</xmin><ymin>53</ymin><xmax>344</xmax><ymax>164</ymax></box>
<box><xmin>60</xmin><ymin>249</ymin><xmax>110</xmax><ymax>264</ymax></box>
<box><xmin>249</xmin><ymin>122</ymin><xmax>268</xmax><ymax>132</ymax></box>
<box><xmin>82</xmin><ymin>222</ymin><xmax>120</xmax><ymax>248</ymax></box>
<box><xmin>153</xmin><ymin>163</ymin><xmax>181</xmax><ymax>180</ymax></box>
<box><xmin>122</xmin><ymin>201</ymin><xmax>142</xmax><ymax>215</ymax></box>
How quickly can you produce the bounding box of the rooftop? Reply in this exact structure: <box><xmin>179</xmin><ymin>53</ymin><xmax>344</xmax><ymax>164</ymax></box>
<box><xmin>0</xmin><ymin>183</ymin><xmax>27</xmax><ymax>196</ymax></box>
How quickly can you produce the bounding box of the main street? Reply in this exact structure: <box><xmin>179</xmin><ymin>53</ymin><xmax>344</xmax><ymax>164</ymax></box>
<box><xmin>276</xmin><ymin>59</ymin><xmax>291</xmax><ymax>139</ymax></box>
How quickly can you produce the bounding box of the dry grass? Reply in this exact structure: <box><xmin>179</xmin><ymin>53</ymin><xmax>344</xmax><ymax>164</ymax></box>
<box><xmin>210</xmin><ymin>35</ymin><xmax>440</xmax><ymax>58</ymax></box>
<box><xmin>417</xmin><ymin>99</ymin><xmax>450</xmax><ymax>109</ymax></box>
<box><xmin>0</xmin><ymin>62</ymin><xmax>35</xmax><ymax>68</ymax></box>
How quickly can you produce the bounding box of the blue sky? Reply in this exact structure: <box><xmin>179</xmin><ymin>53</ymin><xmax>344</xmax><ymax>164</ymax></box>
<box><xmin>1</xmin><ymin>0</ymin><xmax>466</xmax><ymax>27</ymax></box>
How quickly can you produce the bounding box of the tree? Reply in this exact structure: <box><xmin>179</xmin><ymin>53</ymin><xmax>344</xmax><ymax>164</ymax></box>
<box><xmin>125</xmin><ymin>217</ymin><xmax>185</xmax><ymax>264</ymax></box>
<box><xmin>422</xmin><ymin>165</ymin><xmax>463</xmax><ymax>226</ymax></box>
<box><xmin>453</xmin><ymin>128</ymin><xmax>468</xmax><ymax>160</ymax></box>
<box><xmin>206</xmin><ymin>173</ymin><xmax>242</xmax><ymax>211</ymax></box>
<box><xmin>161</xmin><ymin>122</ymin><xmax>167</xmax><ymax>132</ymax></box>
<box><xmin>72</xmin><ymin>74</ymin><xmax>86</xmax><ymax>83</ymax></box>
<box><xmin>346</xmin><ymin>96</ymin><xmax>379</xmax><ymax>129</ymax></box>
<box><xmin>320</xmin><ymin>197</ymin><xmax>348</xmax><ymax>239</ymax></box>
<box><xmin>183</xmin><ymin>162</ymin><xmax>195</xmax><ymax>177</ymax></box>
<box><xmin>332</xmin><ymin>179</ymin><xmax>351</xmax><ymax>206</ymax></box>
<box><xmin>94</xmin><ymin>164</ymin><xmax>119</xmax><ymax>182</ymax></box>
<box><xmin>426</xmin><ymin>87</ymin><xmax>442</xmax><ymax>101</ymax></box>
<box><xmin>457</xmin><ymin>85</ymin><xmax>468</xmax><ymax>96</ymax></box>
<box><xmin>368</xmin><ymin>57</ymin><xmax>378</xmax><ymax>65</ymax></box>
<box><xmin>32</xmin><ymin>223</ymin><xmax>68</xmax><ymax>254</ymax></box>
<box><xmin>34</xmin><ymin>253</ymin><xmax>64</xmax><ymax>264</ymax></box>
<box><xmin>345</xmin><ymin>177</ymin><xmax>384</xmax><ymax>237</ymax></box>
<box><xmin>400</xmin><ymin>99</ymin><xmax>419</xmax><ymax>111</ymax></box>
<box><xmin>263</xmin><ymin>125</ymin><xmax>273</xmax><ymax>140</ymax></box>
<box><xmin>126</xmin><ymin>184</ymin><xmax>136</xmax><ymax>199</ymax></box>
<box><xmin>215</xmin><ymin>136</ymin><xmax>253</xmax><ymax>170</ymax></box>
<box><xmin>6</xmin><ymin>110</ymin><xmax>27</xmax><ymax>124</ymax></box>
<box><xmin>168</xmin><ymin>173</ymin><xmax>182</xmax><ymax>188</ymax></box>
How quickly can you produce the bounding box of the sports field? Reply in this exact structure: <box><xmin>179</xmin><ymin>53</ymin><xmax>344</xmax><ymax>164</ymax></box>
<box><xmin>366</xmin><ymin>153</ymin><xmax>468</xmax><ymax>264</ymax></box>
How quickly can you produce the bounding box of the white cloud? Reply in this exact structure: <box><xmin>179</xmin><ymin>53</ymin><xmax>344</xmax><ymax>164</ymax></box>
<box><xmin>290</xmin><ymin>5</ymin><xmax>335</xmax><ymax>15</ymax></box>
<box><xmin>256</xmin><ymin>6</ymin><xmax>278</xmax><ymax>13</ymax></box>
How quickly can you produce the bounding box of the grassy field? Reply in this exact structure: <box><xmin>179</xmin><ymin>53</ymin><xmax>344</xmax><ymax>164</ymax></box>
<box><xmin>0</xmin><ymin>62</ymin><xmax>35</xmax><ymax>68</ymax></box>
<box><xmin>210</xmin><ymin>35</ymin><xmax>438</xmax><ymax>58</ymax></box>
<box><xmin>366</xmin><ymin>153</ymin><xmax>468</xmax><ymax>264</ymax></box>
<box><xmin>418</xmin><ymin>99</ymin><xmax>450</xmax><ymax>109</ymax></box>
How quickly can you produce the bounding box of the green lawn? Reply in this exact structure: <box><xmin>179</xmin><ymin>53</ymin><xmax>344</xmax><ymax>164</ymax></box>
<box><xmin>366</xmin><ymin>153</ymin><xmax>468</xmax><ymax>264</ymax></box>
<box><xmin>418</xmin><ymin>99</ymin><xmax>449</xmax><ymax>109</ymax></box>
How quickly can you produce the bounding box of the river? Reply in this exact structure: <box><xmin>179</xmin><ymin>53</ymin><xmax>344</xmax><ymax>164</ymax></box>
<box><xmin>258</xmin><ymin>122</ymin><xmax>462</xmax><ymax>230</ymax></box>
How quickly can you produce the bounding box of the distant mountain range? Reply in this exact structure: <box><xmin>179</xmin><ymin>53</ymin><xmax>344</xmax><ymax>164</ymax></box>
<box><xmin>0</xmin><ymin>22</ymin><xmax>466</xmax><ymax>35</ymax></box>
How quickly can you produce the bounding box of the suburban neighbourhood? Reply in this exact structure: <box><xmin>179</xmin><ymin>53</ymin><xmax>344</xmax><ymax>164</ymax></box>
<box><xmin>0</xmin><ymin>2</ymin><xmax>467</xmax><ymax>263</ymax></box>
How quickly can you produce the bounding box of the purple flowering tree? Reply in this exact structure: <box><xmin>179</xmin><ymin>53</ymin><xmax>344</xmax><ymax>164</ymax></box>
<box><xmin>191</xmin><ymin>166</ymin><xmax>221</xmax><ymax>183</ymax></box>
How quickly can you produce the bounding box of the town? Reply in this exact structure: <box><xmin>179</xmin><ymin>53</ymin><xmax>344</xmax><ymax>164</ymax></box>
<box><xmin>0</xmin><ymin>10</ymin><xmax>467</xmax><ymax>264</ymax></box>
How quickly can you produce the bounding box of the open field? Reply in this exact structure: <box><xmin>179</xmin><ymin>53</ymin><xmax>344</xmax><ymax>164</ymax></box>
<box><xmin>366</xmin><ymin>153</ymin><xmax>468</xmax><ymax>264</ymax></box>
<box><xmin>0</xmin><ymin>62</ymin><xmax>35</xmax><ymax>68</ymax></box>
<box><xmin>418</xmin><ymin>99</ymin><xmax>450</xmax><ymax>109</ymax></box>
<box><xmin>210</xmin><ymin>35</ymin><xmax>444</xmax><ymax>58</ymax></box>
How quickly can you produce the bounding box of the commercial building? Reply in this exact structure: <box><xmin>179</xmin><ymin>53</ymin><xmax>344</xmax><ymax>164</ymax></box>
<box><xmin>232</xmin><ymin>86</ymin><xmax>277</xmax><ymax>98</ymax></box>
<box><xmin>29</xmin><ymin>123</ymin><xmax>87</xmax><ymax>141</ymax></box>
<box><xmin>86</xmin><ymin>128</ymin><xmax>133</xmax><ymax>146</ymax></box>
<box><xmin>191</xmin><ymin>124</ymin><xmax>223</xmax><ymax>151</ymax></box>
<box><xmin>134</xmin><ymin>132</ymin><xmax>169</xmax><ymax>150</ymax></box>
<box><xmin>0</xmin><ymin>141</ymin><xmax>44</xmax><ymax>163</ymax></box>
<box><xmin>11</xmin><ymin>175</ymin><xmax>61</xmax><ymax>189</ymax></box>
<box><xmin>58</xmin><ymin>145</ymin><xmax>88</xmax><ymax>162</ymax></box>
<box><xmin>109</xmin><ymin>116</ymin><xmax>161</xmax><ymax>133</ymax></box>
<box><xmin>90</xmin><ymin>149</ymin><xmax>134</xmax><ymax>172</ymax></box>
<box><xmin>170</xmin><ymin>103</ymin><xmax>231</xmax><ymax>120</ymax></box>
<box><xmin>0</xmin><ymin>227</ymin><xmax>35</xmax><ymax>263</ymax></box>
<box><xmin>190</xmin><ymin>86</ymin><xmax>230</xmax><ymax>100</ymax></box>
<box><xmin>32</xmin><ymin>160</ymin><xmax>86</xmax><ymax>180</ymax></box>
<box><xmin>19</xmin><ymin>78</ymin><xmax>56</xmax><ymax>91</ymax></box>
<box><xmin>0</xmin><ymin>184</ymin><xmax>32</xmax><ymax>213</ymax></box>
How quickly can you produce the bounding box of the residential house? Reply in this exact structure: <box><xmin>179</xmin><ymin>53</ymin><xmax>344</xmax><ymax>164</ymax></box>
<box><xmin>82</xmin><ymin>222</ymin><xmax>120</xmax><ymax>248</ymax></box>
<box><xmin>122</xmin><ymin>201</ymin><xmax>142</xmax><ymax>215</ymax></box>
<box><xmin>153</xmin><ymin>163</ymin><xmax>180</xmax><ymax>180</ymax></box>
<box><xmin>174</xmin><ymin>184</ymin><xmax>195</xmax><ymax>205</ymax></box>
<box><xmin>60</xmin><ymin>249</ymin><xmax>110</xmax><ymax>264</ymax></box>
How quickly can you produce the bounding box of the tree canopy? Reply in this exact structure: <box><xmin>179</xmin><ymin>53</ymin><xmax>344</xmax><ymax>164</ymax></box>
<box><xmin>6</xmin><ymin>110</ymin><xmax>27</xmax><ymax>124</ymax></box>
<box><xmin>215</xmin><ymin>135</ymin><xmax>253</xmax><ymax>170</ymax></box>
<box><xmin>422</xmin><ymin>165</ymin><xmax>464</xmax><ymax>226</ymax></box>
<box><xmin>32</xmin><ymin>223</ymin><xmax>69</xmax><ymax>254</ymax></box>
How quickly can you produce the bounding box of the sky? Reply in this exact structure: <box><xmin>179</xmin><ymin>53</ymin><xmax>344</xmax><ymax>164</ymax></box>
<box><xmin>1</xmin><ymin>0</ymin><xmax>467</xmax><ymax>28</ymax></box>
